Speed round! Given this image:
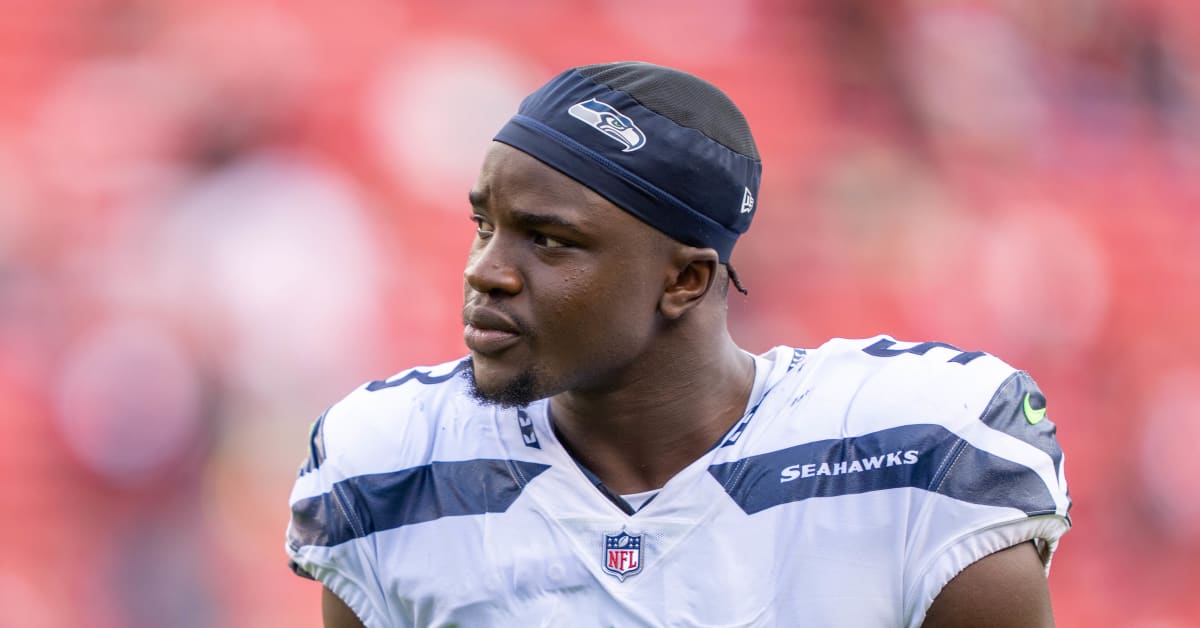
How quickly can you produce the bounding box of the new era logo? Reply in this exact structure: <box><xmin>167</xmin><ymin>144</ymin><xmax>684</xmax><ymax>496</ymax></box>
<box><xmin>740</xmin><ymin>187</ymin><xmax>755</xmax><ymax>214</ymax></box>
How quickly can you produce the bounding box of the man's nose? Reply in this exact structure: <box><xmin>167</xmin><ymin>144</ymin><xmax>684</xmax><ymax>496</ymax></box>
<box><xmin>464</xmin><ymin>238</ymin><xmax>522</xmax><ymax>296</ymax></box>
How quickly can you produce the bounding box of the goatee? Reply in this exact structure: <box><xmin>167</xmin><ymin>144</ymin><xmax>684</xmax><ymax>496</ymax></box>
<box><xmin>462</xmin><ymin>357</ymin><xmax>540</xmax><ymax>408</ymax></box>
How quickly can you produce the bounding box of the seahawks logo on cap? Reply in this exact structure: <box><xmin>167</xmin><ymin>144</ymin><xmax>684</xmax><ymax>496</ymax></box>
<box><xmin>568</xmin><ymin>99</ymin><xmax>646</xmax><ymax>152</ymax></box>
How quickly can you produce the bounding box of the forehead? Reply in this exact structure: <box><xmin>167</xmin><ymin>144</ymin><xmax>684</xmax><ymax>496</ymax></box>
<box><xmin>471</xmin><ymin>142</ymin><xmax>659</xmax><ymax>239</ymax></box>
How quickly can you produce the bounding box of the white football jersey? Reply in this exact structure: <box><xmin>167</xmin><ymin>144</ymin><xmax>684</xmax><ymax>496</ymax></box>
<box><xmin>286</xmin><ymin>336</ymin><xmax>1071</xmax><ymax>627</ymax></box>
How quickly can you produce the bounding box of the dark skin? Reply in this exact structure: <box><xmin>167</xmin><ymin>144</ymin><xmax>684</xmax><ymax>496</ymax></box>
<box><xmin>463</xmin><ymin>143</ymin><xmax>754</xmax><ymax>493</ymax></box>
<box><xmin>320</xmin><ymin>142</ymin><xmax>1056</xmax><ymax>627</ymax></box>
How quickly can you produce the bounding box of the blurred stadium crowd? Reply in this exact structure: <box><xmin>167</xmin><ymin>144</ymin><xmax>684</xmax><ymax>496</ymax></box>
<box><xmin>0</xmin><ymin>0</ymin><xmax>1197</xmax><ymax>626</ymax></box>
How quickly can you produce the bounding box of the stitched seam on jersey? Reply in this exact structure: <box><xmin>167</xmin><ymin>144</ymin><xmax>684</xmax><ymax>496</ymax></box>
<box><xmin>504</xmin><ymin>457</ymin><xmax>529</xmax><ymax>488</ymax></box>
<box><xmin>930</xmin><ymin>438</ymin><xmax>968</xmax><ymax>493</ymax></box>
<box><xmin>333</xmin><ymin>483</ymin><xmax>366</xmax><ymax>540</ymax></box>
<box><xmin>723</xmin><ymin>459</ymin><xmax>750</xmax><ymax>491</ymax></box>
<box><xmin>978</xmin><ymin>371</ymin><xmax>1020</xmax><ymax>426</ymax></box>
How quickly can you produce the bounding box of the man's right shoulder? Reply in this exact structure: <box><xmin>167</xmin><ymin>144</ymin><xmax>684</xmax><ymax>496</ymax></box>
<box><xmin>294</xmin><ymin>357</ymin><xmax>477</xmax><ymax>481</ymax></box>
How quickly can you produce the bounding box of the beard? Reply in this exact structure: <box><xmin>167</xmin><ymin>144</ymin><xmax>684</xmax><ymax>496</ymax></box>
<box><xmin>462</xmin><ymin>357</ymin><xmax>542</xmax><ymax>408</ymax></box>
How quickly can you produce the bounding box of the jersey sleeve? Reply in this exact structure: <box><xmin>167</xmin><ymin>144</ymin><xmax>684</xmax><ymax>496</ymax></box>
<box><xmin>902</xmin><ymin>370</ymin><xmax>1071</xmax><ymax>627</ymax></box>
<box><xmin>285</xmin><ymin>404</ymin><xmax>389</xmax><ymax>628</ymax></box>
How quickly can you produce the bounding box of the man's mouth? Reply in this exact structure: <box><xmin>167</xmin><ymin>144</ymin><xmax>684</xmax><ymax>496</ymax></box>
<box><xmin>463</xmin><ymin>307</ymin><xmax>522</xmax><ymax>356</ymax></box>
<box><xmin>464</xmin><ymin>325</ymin><xmax>521</xmax><ymax>355</ymax></box>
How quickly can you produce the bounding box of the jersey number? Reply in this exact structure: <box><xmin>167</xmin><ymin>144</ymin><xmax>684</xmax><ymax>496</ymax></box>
<box><xmin>862</xmin><ymin>338</ymin><xmax>985</xmax><ymax>365</ymax></box>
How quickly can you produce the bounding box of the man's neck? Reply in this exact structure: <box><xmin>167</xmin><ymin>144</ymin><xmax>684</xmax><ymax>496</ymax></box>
<box><xmin>548</xmin><ymin>333</ymin><xmax>755</xmax><ymax>495</ymax></box>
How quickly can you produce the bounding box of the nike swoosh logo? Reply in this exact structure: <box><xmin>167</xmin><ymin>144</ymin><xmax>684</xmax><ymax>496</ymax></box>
<box><xmin>1023</xmin><ymin>392</ymin><xmax>1047</xmax><ymax>425</ymax></box>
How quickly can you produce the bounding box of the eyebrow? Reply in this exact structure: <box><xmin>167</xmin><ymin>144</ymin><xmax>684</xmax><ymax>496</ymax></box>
<box><xmin>508</xmin><ymin>209</ymin><xmax>581</xmax><ymax>231</ymax></box>
<box><xmin>469</xmin><ymin>190</ymin><xmax>585</xmax><ymax>232</ymax></box>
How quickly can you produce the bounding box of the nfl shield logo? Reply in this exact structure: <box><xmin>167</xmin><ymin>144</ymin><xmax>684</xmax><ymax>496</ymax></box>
<box><xmin>603</xmin><ymin>530</ymin><xmax>643</xmax><ymax>581</ymax></box>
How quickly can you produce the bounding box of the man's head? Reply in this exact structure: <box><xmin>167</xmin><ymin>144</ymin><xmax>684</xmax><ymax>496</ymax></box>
<box><xmin>461</xmin><ymin>62</ymin><xmax>760</xmax><ymax>407</ymax></box>
<box><xmin>494</xmin><ymin>61</ymin><xmax>761</xmax><ymax>263</ymax></box>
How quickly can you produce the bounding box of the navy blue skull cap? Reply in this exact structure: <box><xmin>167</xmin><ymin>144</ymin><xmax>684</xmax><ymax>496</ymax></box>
<box><xmin>493</xmin><ymin>61</ymin><xmax>762</xmax><ymax>263</ymax></box>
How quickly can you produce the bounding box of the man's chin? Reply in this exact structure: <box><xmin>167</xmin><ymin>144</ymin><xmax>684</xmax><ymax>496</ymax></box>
<box><xmin>462</xmin><ymin>357</ymin><xmax>542</xmax><ymax>408</ymax></box>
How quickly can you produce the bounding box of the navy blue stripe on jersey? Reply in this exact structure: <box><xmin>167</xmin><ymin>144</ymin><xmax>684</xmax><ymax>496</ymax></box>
<box><xmin>297</xmin><ymin>410</ymin><xmax>329</xmax><ymax>477</ymax></box>
<box><xmin>289</xmin><ymin>459</ymin><xmax>551</xmax><ymax>549</ymax></box>
<box><xmin>979</xmin><ymin>372</ymin><xmax>1064</xmax><ymax>478</ymax></box>
<box><xmin>708</xmin><ymin>424</ymin><xmax>1057</xmax><ymax>516</ymax></box>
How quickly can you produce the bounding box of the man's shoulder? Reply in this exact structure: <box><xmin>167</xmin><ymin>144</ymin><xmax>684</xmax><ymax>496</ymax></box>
<box><xmin>778</xmin><ymin>335</ymin><xmax>1024</xmax><ymax>434</ymax></box>
<box><xmin>295</xmin><ymin>357</ymin><xmax>484</xmax><ymax>481</ymax></box>
<box><xmin>805</xmin><ymin>334</ymin><xmax>1016</xmax><ymax>379</ymax></box>
<box><xmin>341</xmin><ymin>357</ymin><xmax>473</xmax><ymax>413</ymax></box>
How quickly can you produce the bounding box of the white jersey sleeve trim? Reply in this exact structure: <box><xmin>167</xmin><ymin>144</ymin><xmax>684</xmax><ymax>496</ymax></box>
<box><xmin>904</xmin><ymin>514</ymin><xmax>1070</xmax><ymax>628</ymax></box>
<box><xmin>290</xmin><ymin>542</ymin><xmax>387</xmax><ymax>628</ymax></box>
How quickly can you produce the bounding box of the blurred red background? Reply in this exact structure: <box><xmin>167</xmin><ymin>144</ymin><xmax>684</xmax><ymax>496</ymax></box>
<box><xmin>1</xmin><ymin>0</ymin><xmax>1197</xmax><ymax>626</ymax></box>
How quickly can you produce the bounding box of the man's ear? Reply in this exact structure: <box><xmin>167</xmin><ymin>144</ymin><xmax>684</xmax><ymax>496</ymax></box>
<box><xmin>659</xmin><ymin>247</ymin><xmax>719</xmax><ymax>320</ymax></box>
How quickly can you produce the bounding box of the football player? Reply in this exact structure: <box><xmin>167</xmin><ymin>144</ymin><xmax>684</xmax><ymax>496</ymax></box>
<box><xmin>287</xmin><ymin>62</ymin><xmax>1069</xmax><ymax>627</ymax></box>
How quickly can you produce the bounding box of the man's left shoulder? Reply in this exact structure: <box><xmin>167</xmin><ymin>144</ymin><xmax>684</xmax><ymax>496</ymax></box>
<box><xmin>794</xmin><ymin>336</ymin><xmax>1069</xmax><ymax>522</ymax></box>
<box><xmin>811</xmin><ymin>335</ymin><xmax>1016</xmax><ymax>381</ymax></box>
<box><xmin>802</xmin><ymin>335</ymin><xmax>1027</xmax><ymax>432</ymax></box>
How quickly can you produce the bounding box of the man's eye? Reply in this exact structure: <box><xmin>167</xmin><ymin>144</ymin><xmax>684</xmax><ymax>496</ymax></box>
<box><xmin>533</xmin><ymin>233</ymin><xmax>568</xmax><ymax>249</ymax></box>
<box><xmin>470</xmin><ymin>216</ymin><xmax>494</xmax><ymax>237</ymax></box>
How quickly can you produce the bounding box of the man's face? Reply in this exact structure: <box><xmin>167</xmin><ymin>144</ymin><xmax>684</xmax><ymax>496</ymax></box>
<box><xmin>462</xmin><ymin>142</ymin><xmax>673</xmax><ymax>406</ymax></box>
